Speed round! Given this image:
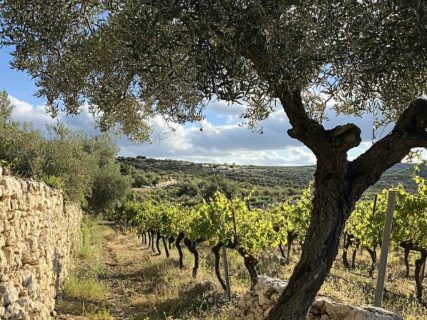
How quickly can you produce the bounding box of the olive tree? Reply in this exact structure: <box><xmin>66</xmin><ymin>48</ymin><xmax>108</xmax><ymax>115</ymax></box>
<box><xmin>1</xmin><ymin>1</ymin><xmax>426</xmax><ymax>319</ymax></box>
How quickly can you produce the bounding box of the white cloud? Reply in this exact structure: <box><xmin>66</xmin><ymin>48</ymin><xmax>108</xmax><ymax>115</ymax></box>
<box><xmin>9</xmin><ymin>96</ymin><xmax>56</xmax><ymax>130</ymax></box>
<box><xmin>8</xmin><ymin>95</ymin><xmax>397</xmax><ymax>166</ymax></box>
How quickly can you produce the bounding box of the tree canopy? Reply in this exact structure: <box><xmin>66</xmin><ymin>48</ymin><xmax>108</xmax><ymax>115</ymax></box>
<box><xmin>1</xmin><ymin>2</ymin><xmax>426</xmax><ymax>319</ymax></box>
<box><xmin>1</xmin><ymin>1</ymin><xmax>425</xmax><ymax>140</ymax></box>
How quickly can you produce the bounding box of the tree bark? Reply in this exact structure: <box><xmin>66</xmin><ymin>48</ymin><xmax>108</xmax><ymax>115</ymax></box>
<box><xmin>156</xmin><ymin>232</ymin><xmax>161</xmax><ymax>256</ymax></box>
<box><xmin>402</xmin><ymin>243</ymin><xmax>411</xmax><ymax>278</ymax></box>
<box><xmin>286</xmin><ymin>232</ymin><xmax>296</xmax><ymax>264</ymax></box>
<box><xmin>267</xmin><ymin>155</ymin><xmax>353</xmax><ymax>319</ymax></box>
<box><xmin>351</xmin><ymin>245</ymin><xmax>358</xmax><ymax>269</ymax></box>
<box><xmin>243</xmin><ymin>26</ymin><xmax>427</xmax><ymax>317</ymax></box>
<box><xmin>175</xmin><ymin>232</ymin><xmax>185</xmax><ymax>269</ymax></box>
<box><xmin>342</xmin><ymin>232</ymin><xmax>352</xmax><ymax>269</ymax></box>
<box><xmin>237</xmin><ymin>247</ymin><xmax>259</xmax><ymax>289</ymax></box>
<box><xmin>266</xmin><ymin>99</ymin><xmax>427</xmax><ymax>320</ymax></box>
<box><xmin>212</xmin><ymin>242</ymin><xmax>227</xmax><ymax>292</ymax></box>
<box><xmin>366</xmin><ymin>247</ymin><xmax>377</xmax><ymax>277</ymax></box>
<box><xmin>278</xmin><ymin>243</ymin><xmax>286</xmax><ymax>259</ymax></box>
<box><xmin>415</xmin><ymin>249</ymin><xmax>427</xmax><ymax>302</ymax></box>
<box><xmin>162</xmin><ymin>236</ymin><xmax>170</xmax><ymax>258</ymax></box>
<box><xmin>169</xmin><ymin>237</ymin><xmax>174</xmax><ymax>250</ymax></box>
<box><xmin>184</xmin><ymin>238</ymin><xmax>199</xmax><ymax>278</ymax></box>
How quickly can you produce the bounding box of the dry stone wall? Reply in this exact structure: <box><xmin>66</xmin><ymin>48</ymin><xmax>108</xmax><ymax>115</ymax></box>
<box><xmin>0</xmin><ymin>171</ymin><xmax>83</xmax><ymax>320</ymax></box>
<box><xmin>230</xmin><ymin>276</ymin><xmax>403</xmax><ymax>320</ymax></box>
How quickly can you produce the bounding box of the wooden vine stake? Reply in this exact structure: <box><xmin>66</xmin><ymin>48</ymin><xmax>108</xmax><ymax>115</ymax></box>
<box><xmin>222</xmin><ymin>246</ymin><xmax>231</xmax><ymax>301</ymax></box>
<box><xmin>374</xmin><ymin>190</ymin><xmax>397</xmax><ymax>307</ymax></box>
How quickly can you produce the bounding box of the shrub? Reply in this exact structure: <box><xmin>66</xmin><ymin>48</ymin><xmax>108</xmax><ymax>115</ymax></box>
<box><xmin>0</xmin><ymin>92</ymin><xmax>132</xmax><ymax>208</ymax></box>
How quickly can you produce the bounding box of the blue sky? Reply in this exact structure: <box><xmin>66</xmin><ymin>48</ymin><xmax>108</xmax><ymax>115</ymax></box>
<box><xmin>0</xmin><ymin>46</ymin><xmax>384</xmax><ymax>166</ymax></box>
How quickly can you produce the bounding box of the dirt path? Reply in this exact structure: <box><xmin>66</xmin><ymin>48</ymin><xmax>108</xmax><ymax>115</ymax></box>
<box><xmin>57</xmin><ymin>224</ymin><xmax>153</xmax><ymax>319</ymax></box>
<box><xmin>56</xmin><ymin>222</ymin><xmax>231</xmax><ymax>320</ymax></box>
<box><xmin>102</xmin><ymin>229</ymin><xmax>142</xmax><ymax>319</ymax></box>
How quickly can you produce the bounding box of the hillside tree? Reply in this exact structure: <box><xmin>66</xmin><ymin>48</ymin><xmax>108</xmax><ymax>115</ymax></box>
<box><xmin>1</xmin><ymin>1</ymin><xmax>426</xmax><ymax>319</ymax></box>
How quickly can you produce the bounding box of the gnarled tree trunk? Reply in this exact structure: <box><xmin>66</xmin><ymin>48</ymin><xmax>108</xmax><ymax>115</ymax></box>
<box><xmin>366</xmin><ymin>247</ymin><xmax>377</xmax><ymax>277</ymax></box>
<box><xmin>140</xmin><ymin>231</ymin><xmax>145</xmax><ymax>245</ymax></box>
<box><xmin>162</xmin><ymin>236</ymin><xmax>170</xmax><ymax>258</ymax></box>
<box><xmin>175</xmin><ymin>232</ymin><xmax>185</xmax><ymax>269</ymax></box>
<box><xmin>342</xmin><ymin>232</ymin><xmax>352</xmax><ymax>269</ymax></box>
<box><xmin>352</xmin><ymin>244</ymin><xmax>358</xmax><ymax>269</ymax></box>
<box><xmin>147</xmin><ymin>230</ymin><xmax>151</xmax><ymax>248</ymax></box>
<box><xmin>156</xmin><ymin>232</ymin><xmax>161</xmax><ymax>256</ymax></box>
<box><xmin>184</xmin><ymin>238</ymin><xmax>199</xmax><ymax>278</ymax></box>
<box><xmin>237</xmin><ymin>247</ymin><xmax>259</xmax><ymax>289</ymax></box>
<box><xmin>401</xmin><ymin>242</ymin><xmax>411</xmax><ymax>278</ymax></box>
<box><xmin>286</xmin><ymin>232</ymin><xmax>296</xmax><ymax>264</ymax></box>
<box><xmin>267</xmin><ymin>153</ymin><xmax>354</xmax><ymax>319</ymax></box>
<box><xmin>263</xmin><ymin>95</ymin><xmax>427</xmax><ymax>320</ymax></box>
<box><xmin>212</xmin><ymin>242</ymin><xmax>227</xmax><ymax>291</ymax></box>
<box><xmin>278</xmin><ymin>243</ymin><xmax>286</xmax><ymax>259</ymax></box>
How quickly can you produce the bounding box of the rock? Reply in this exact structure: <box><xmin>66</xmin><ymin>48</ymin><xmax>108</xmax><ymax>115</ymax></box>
<box><xmin>17</xmin><ymin>297</ymin><xmax>30</xmax><ymax>307</ymax></box>
<box><xmin>263</xmin><ymin>306</ymin><xmax>273</xmax><ymax>318</ymax></box>
<box><xmin>0</xmin><ymin>175</ymin><xmax>82</xmax><ymax>319</ymax></box>
<box><xmin>230</xmin><ymin>276</ymin><xmax>403</xmax><ymax>320</ymax></box>
<box><xmin>4</xmin><ymin>302</ymin><xmax>26</xmax><ymax>319</ymax></box>
<box><xmin>0</xmin><ymin>283</ymin><xmax>19</xmax><ymax>305</ymax></box>
<box><xmin>258</xmin><ymin>292</ymin><xmax>271</xmax><ymax>307</ymax></box>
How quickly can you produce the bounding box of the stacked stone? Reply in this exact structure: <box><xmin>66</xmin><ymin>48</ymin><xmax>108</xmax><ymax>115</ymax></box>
<box><xmin>0</xmin><ymin>172</ymin><xmax>83</xmax><ymax>320</ymax></box>
<box><xmin>230</xmin><ymin>276</ymin><xmax>403</xmax><ymax>320</ymax></box>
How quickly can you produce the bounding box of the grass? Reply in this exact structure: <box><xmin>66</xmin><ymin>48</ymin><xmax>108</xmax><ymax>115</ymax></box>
<box><xmin>56</xmin><ymin>220</ymin><xmax>427</xmax><ymax>320</ymax></box>
<box><xmin>87</xmin><ymin>309</ymin><xmax>115</xmax><ymax>320</ymax></box>
<box><xmin>63</xmin><ymin>276</ymin><xmax>109</xmax><ymax>301</ymax></box>
<box><xmin>79</xmin><ymin>217</ymin><xmax>104</xmax><ymax>260</ymax></box>
<box><xmin>57</xmin><ymin>216</ymin><xmax>112</xmax><ymax>317</ymax></box>
<box><xmin>253</xmin><ymin>246</ymin><xmax>427</xmax><ymax>319</ymax></box>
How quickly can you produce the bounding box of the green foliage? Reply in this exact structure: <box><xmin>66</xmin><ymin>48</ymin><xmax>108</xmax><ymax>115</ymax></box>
<box><xmin>237</xmin><ymin>207</ymin><xmax>278</xmax><ymax>254</ymax></box>
<box><xmin>176</xmin><ymin>180</ymin><xmax>200</xmax><ymax>198</ymax></box>
<box><xmin>133</xmin><ymin>171</ymin><xmax>162</xmax><ymax>187</ymax></box>
<box><xmin>0</xmin><ymin>91</ymin><xmax>131</xmax><ymax>207</ymax></box>
<box><xmin>41</xmin><ymin>175</ymin><xmax>65</xmax><ymax>191</ymax></box>
<box><xmin>120</xmin><ymin>157</ymin><xmax>423</xmax><ymax>208</ymax></box>
<box><xmin>393</xmin><ymin>175</ymin><xmax>427</xmax><ymax>249</ymax></box>
<box><xmin>88</xmin><ymin>165</ymin><xmax>132</xmax><ymax>214</ymax></box>
<box><xmin>0</xmin><ymin>90</ymin><xmax>13</xmax><ymax>121</ymax></box>
<box><xmin>201</xmin><ymin>175</ymin><xmax>239</xmax><ymax>201</ymax></box>
<box><xmin>1</xmin><ymin>1</ymin><xmax>425</xmax><ymax>136</ymax></box>
<box><xmin>271</xmin><ymin>184</ymin><xmax>313</xmax><ymax>243</ymax></box>
<box><xmin>123</xmin><ymin>184</ymin><xmax>313</xmax><ymax>257</ymax></box>
<box><xmin>346</xmin><ymin>174</ymin><xmax>427</xmax><ymax>251</ymax></box>
<box><xmin>346</xmin><ymin>197</ymin><xmax>385</xmax><ymax>250</ymax></box>
<box><xmin>0</xmin><ymin>120</ymin><xmax>46</xmax><ymax>177</ymax></box>
<box><xmin>79</xmin><ymin>218</ymin><xmax>99</xmax><ymax>260</ymax></box>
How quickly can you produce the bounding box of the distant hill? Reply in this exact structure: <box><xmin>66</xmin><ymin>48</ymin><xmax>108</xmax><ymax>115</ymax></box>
<box><xmin>118</xmin><ymin>157</ymin><xmax>424</xmax><ymax>205</ymax></box>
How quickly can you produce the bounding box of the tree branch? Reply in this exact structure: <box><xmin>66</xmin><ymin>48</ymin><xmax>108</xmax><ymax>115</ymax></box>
<box><xmin>245</xmin><ymin>44</ymin><xmax>362</xmax><ymax>155</ymax></box>
<box><xmin>348</xmin><ymin>98</ymin><xmax>427</xmax><ymax>200</ymax></box>
<box><xmin>240</xmin><ymin>26</ymin><xmax>362</xmax><ymax>155</ymax></box>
